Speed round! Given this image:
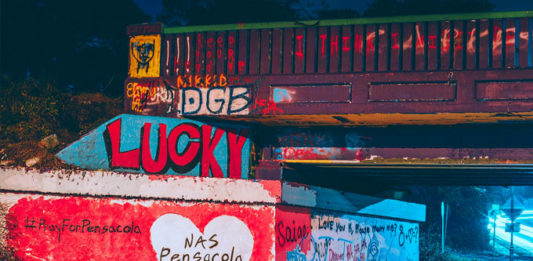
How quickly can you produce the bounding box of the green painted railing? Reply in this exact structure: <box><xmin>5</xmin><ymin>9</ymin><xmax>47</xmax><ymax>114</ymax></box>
<box><xmin>163</xmin><ymin>10</ymin><xmax>533</xmax><ymax>34</ymax></box>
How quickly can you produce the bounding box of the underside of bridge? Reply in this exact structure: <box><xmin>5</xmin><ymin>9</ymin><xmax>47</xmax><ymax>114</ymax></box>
<box><xmin>282</xmin><ymin>162</ymin><xmax>533</xmax><ymax>186</ymax></box>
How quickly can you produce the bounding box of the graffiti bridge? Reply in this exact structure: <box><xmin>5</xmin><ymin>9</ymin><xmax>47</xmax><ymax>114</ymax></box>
<box><xmin>3</xmin><ymin>10</ymin><xmax>533</xmax><ymax>261</ymax></box>
<box><xmin>119</xmin><ymin>11</ymin><xmax>533</xmax><ymax>185</ymax></box>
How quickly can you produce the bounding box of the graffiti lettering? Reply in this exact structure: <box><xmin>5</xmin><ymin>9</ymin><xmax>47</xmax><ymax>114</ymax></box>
<box><xmin>342</xmin><ymin>36</ymin><xmax>350</xmax><ymax>52</ymax></box>
<box><xmin>354</xmin><ymin>34</ymin><xmax>363</xmax><ymax>52</ymax></box>
<box><xmin>366</xmin><ymin>235</ymin><xmax>379</xmax><ymax>261</ymax></box>
<box><xmin>177</xmin><ymin>74</ymin><xmax>228</xmax><ymax>88</ymax></box>
<box><xmin>286</xmin><ymin>245</ymin><xmax>307</xmax><ymax>261</ymax></box>
<box><xmin>329</xmin><ymin>249</ymin><xmax>343</xmax><ymax>261</ymax></box>
<box><xmin>228</xmin><ymin>36</ymin><xmax>236</xmax><ymax>71</ymax></box>
<box><xmin>24</xmin><ymin>217</ymin><xmax>141</xmax><ymax>242</ymax></box>
<box><xmin>391</xmin><ymin>33</ymin><xmax>400</xmax><ymax>50</ymax></box>
<box><xmin>127</xmin><ymin>81</ymin><xmax>154</xmax><ymax>112</ymax></box>
<box><xmin>313</xmin><ymin>236</ymin><xmax>332</xmax><ymax>260</ymax></box>
<box><xmin>366</xmin><ymin>32</ymin><xmax>375</xmax><ymax>52</ymax></box>
<box><xmin>185</xmin><ymin>36</ymin><xmax>191</xmax><ymax>73</ymax></box>
<box><xmin>126</xmin><ymin>81</ymin><xmax>176</xmax><ymax>113</ymax></box>
<box><xmin>175</xmin><ymin>37</ymin><xmax>181</xmax><ymax>74</ymax></box>
<box><xmin>252</xmin><ymin>98</ymin><xmax>283</xmax><ymax>115</ymax></box>
<box><xmin>159</xmin><ymin>234</ymin><xmax>243</xmax><ymax>261</ymax></box>
<box><xmin>318</xmin><ymin>217</ymin><xmax>334</xmax><ymax>230</ymax></box>
<box><xmin>276</xmin><ymin>220</ymin><xmax>310</xmax><ymax>247</ymax></box>
<box><xmin>399</xmin><ymin>225</ymin><xmax>419</xmax><ymax>247</ymax></box>
<box><xmin>331</xmin><ymin>35</ymin><xmax>339</xmax><ymax>55</ymax></box>
<box><xmin>179</xmin><ymin>86</ymin><xmax>251</xmax><ymax>115</ymax></box>
<box><xmin>319</xmin><ymin>34</ymin><xmax>327</xmax><ymax>56</ymax></box>
<box><xmin>159</xmin><ymin>246</ymin><xmax>243</xmax><ymax>261</ymax></box>
<box><xmin>292</xmin><ymin>213</ymin><xmax>421</xmax><ymax>261</ymax></box>
<box><xmin>345</xmin><ymin>242</ymin><xmax>361</xmax><ymax>261</ymax></box>
<box><xmin>166</xmin><ymin>24</ymin><xmax>530</xmax><ymax>78</ymax></box>
<box><xmin>103</xmin><ymin>118</ymin><xmax>248</xmax><ymax>177</ymax></box>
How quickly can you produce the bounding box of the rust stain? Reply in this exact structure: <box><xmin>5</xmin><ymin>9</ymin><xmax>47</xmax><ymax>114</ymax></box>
<box><xmin>224</xmin><ymin>112</ymin><xmax>533</xmax><ymax>126</ymax></box>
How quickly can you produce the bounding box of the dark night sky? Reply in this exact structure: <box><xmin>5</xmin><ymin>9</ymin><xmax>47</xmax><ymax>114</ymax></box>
<box><xmin>134</xmin><ymin>0</ymin><xmax>533</xmax><ymax>22</ymax></box>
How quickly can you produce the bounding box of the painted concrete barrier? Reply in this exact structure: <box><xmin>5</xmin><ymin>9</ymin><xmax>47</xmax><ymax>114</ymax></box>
<box><xmin>277</xmin><ymin>206</ymin><xmax>420</xmax><ymax>261</ymax></box>
<box><xmin>57</xmin><ymin>114</ymin><xmax>251</xmax><ymax>178</ymax></box>
<box><xmin>3</xmin><ymin>194</ymin><xmax>273</xmax><ymax>260</ymax></box>
<box><xmin>0</xmin><ymin>168</ymin><xmax>425</xmax><ymax>260</ymax></box>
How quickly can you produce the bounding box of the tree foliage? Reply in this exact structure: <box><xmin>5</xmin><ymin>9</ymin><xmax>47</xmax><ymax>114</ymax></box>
<box><xmin>159</xmin><ymin>0</ymin><xmax>300</xmax><ymax>26</ymax></box>
<box><xmin>413</xmin><ymin>186</ymin><xmax>491</xmax><ymax>258</ymax></box>
<box><xmin>364</xmin><ymin>0</ymin><xmax>494</xmax><ymax>17</ymax></box>
<box><xmin>1</xmin><ymin>0</ymin><xmax>150</xmax><ymax>94</ymax></box>
<box><xmin>0</xmin><ymin>77</ymin><xmax>121</xmax><ymax>168</ymax></box>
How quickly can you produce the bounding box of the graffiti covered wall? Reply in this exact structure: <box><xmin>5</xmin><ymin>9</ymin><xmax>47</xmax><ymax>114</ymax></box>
<box><xmin>0</xmin><ymin>169</ymin><xmax>424</xmax><ymax>261</ymax></box>
<box><xmin>124</xmin><ymin>74</ymin><xmax>253</xmax><ymax>117</ymax></box>
<box><xmin>126</xmin><ymin>16</ymin><xmax>533</xmax><ymax>125</ymax></box>
<box><xmin>2</xmin><ymin>193</ymin><xmax>275</xmax><ymax>260</ymax></box>
<box><xmin>177</xmin><ymin>74</ymin><xmax>251</xmax><ymax>116</ymax></box>
<box><xmin>276</xmin><ymin>206</ymin><xmax>419</xmax><ymax>261</ymax></box>
<box><xmin>161</xmin><ymin>18</ymin><xmax>531</xmax><ymax>77</ymax></box>
<box><xmin>260</xmin><ymin>126</ymin><xmax>533</xmax><ymax>163</ymax></box>
<box><xmin>57</xmin><ymin>114</ymin><xmax>251</xmax><ymax>178</ymax></box>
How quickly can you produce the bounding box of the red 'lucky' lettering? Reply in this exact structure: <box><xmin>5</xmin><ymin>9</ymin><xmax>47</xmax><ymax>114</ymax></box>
<box><xmin>201</xmin><ymin>125</ymin><xmax>225</xmax><ymax>177</ymax></box>
<box><xmin>227</xmin><ymin>130</ymin><xmax>248</xmax><ymax>179</ymax></box>
<box><xmin>168</xmin><ymin>123</ymin><xmax>201</xmax><ymax>173</ymax></box>
<box><xmin>104</xmin><ymin>119</ymin><xmax>140</xmax><ymax>169</ymax></box>
<box><xmin>103</xmin><ymin>119</ymin><xmax>247</xmax><ymax>177</ymax></box>
<box><xmin>141</xmin><ymin>123</ymin><xmax>168</xmax><ymax>173</ymax></box>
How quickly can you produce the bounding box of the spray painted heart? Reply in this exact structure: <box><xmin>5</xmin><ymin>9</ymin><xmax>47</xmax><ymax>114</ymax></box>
<box><xmin>151</xmin><ymin>214</ymin><xmax>254</xmax><ymax>261</ymax></box>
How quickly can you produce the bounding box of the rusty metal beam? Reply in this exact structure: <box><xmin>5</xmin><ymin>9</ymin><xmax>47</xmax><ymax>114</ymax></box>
<box><xmin>281</xmin><ymin>162</ymin><xmax>533</xmax><ymax>186</ymax></box>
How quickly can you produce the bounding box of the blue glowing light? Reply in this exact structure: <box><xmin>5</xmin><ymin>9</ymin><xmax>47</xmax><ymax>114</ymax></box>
<box><xmin>487</xmin><ymin>209</ymin><xmax>533</xmax><ymax>254</ymax></box>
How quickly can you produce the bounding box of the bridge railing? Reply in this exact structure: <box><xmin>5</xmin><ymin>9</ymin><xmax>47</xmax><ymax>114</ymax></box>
<box><xmin>155</xmin><ymin>11</ymin><xmax>533</xmax><ymax>78</ymax></box>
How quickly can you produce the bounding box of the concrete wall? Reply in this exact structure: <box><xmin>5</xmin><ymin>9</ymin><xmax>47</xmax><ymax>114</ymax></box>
<box><xmin>0</xmin><ymin>168</ymin><xmax>279</xmax><ymax>260</ymax></box>
<box><xmin>2</xmin><ymin>193</ymin><xmax>275</xmax><ymax>260</ymax></box>
<box><xmin>276</xmin><ymin>206</ymin><xmax>419</xmax><ymax>261</ymax></box>
<box><xmin>0</xmin><ymin>168</ymin><xmax>424</xmax><ymax>260</ymax></box>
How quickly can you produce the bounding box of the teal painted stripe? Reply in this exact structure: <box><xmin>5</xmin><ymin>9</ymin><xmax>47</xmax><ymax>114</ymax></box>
<box><xmin>163</xmin><ymin>10</ymin><xmax>533</xmax><ymax>34</ymax></box>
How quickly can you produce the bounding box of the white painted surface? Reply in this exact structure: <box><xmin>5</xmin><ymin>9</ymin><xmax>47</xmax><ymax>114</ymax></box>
<box><xmin>306</xmin><ymin>212</ymin><xmax>419</xmax><ymax>261</ymax></box>
<box><xmin>151</xmin><ymin>214</ymin><xmax>254</xmax><ymax>261</ymax></box>
<box><xmin>282</xmin><ymin>182</ymin><xmax>426</xmax><ymax>222</ymax></box>
<box><xmin>0</xmin><ymin>168</ymin><xmax>425</xmax><ymax>222</ymax></box>
<box><xmin>0</xmin><ymin>168</ymin><xmax>281</xmax><ymax>204</ymax></box>
<box><xmin>358</xmin><ymin>199</ymin><xmax>426</xmax><ymax>222</ymax></box>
